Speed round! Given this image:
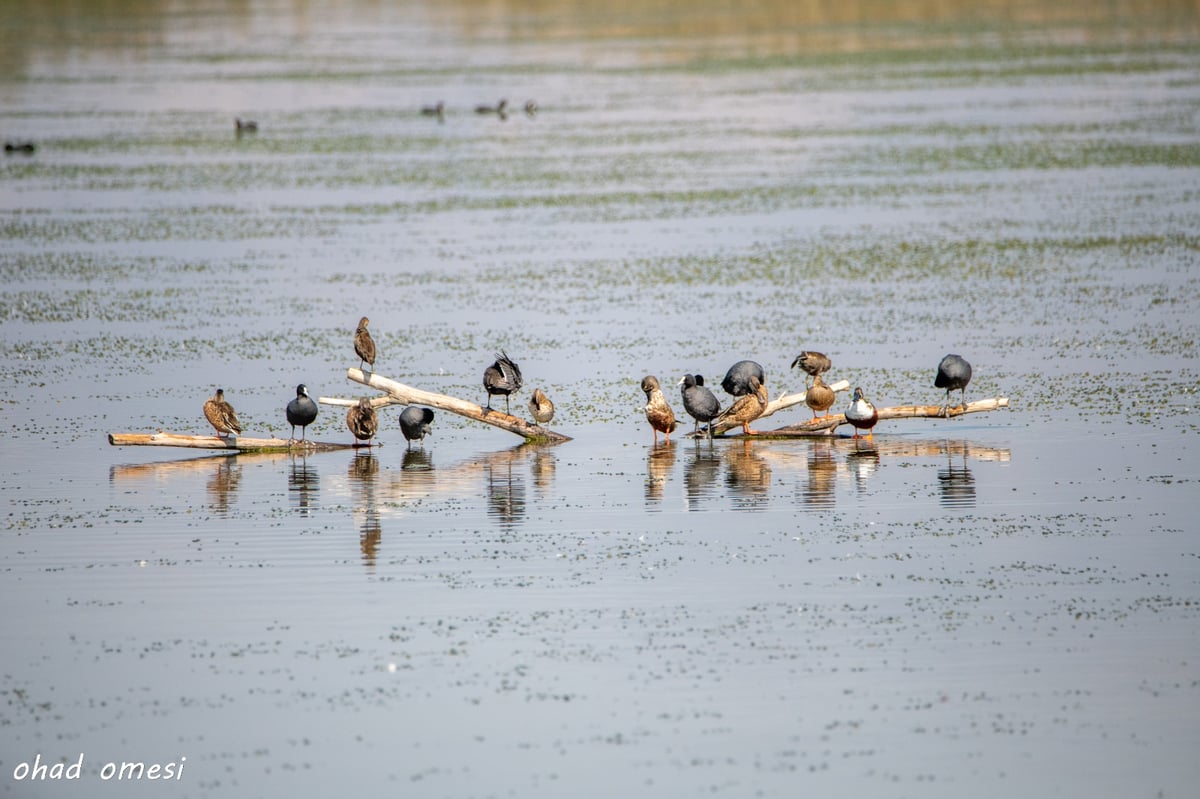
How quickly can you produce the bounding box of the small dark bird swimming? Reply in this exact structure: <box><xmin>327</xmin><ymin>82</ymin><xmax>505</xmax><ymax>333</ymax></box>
<box><xmin>934</xmin><ymin>354</ymin><xmax>972</xmax><ymax>417</ymax></box>
<box><xmin>642</xmin><ymin>375</ymin><xmax>678</xmax><ymax>443</ymax></box>
<box><xmin>845</xmin><ymin>387</ymin><xmax>878</xmax><ymax>439</ymax></box>
<box><xmin>234</xmin><ymin>118</ymin><xmax>258</xmax><ymax>134</ymax></box>
<box><xmin>4</xmin><ymin>141</ymin><xmax>36</xmax><ymax>154</ymax></box>
<box><xmin>679</xmin><ymin>374</ymin><xmax>721</xmax><ymax>438</ymax></box>
<box><xmin>483</xmin><ymin>350</ymin><xmax>523</xmax><ymax>414</ymax></box>
<box><xmin>475</xmin><ymin>99</ymin><xmax>508</xmax><ymax>119</ymax></box>
<box><xmin>721</xmin><ymin>360</ymin><xmax>766</xmax><ymax>397</ymax></box>
<box><xmin>421</xmin><ymin>101</ymin><xmax>445</xmax><ymax>121</ymax></box>
<box><xmin>354</xmin><ymin>317</ymin><xmax>376</xmax><ymax>372</ymax></box>
<box><xmin>346</xmin><ymin>397</ymin><xmax>379</xmax><ymax>446</ymax></box>
<box><xmin>204</xmin><ymin>388</ymin><xmax>242</xmax><ymax>437</ymax></box>
<box><xmin>286</xmin><ymin>384</ymin><xmax>319</xmax><ymax>441</ymax></box>
<box><xmin>791</xmin><ymin>351</ymin><xmax>831</xmax><ymax>387</ymax></box>
<box><xmin>399</xmin><ymin>405</ymin><xmax>435</xmax><ymax>447</ymax></box>
<box><xmin>528</xmin><ymin>388</ymin><xmax>555</xmax><ymax>425</ymax></box>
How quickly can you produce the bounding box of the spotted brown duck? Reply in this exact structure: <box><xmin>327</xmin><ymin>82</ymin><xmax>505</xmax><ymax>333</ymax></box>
<box><xmin>354</xmin><ymin>316</ymin><xmax>376</xmax><ymax>372</ymax></box>
<box><xmin>346</xmin><ymin>397</ymin><xmax>379</xmax><ymax>446</ymax></box>
<box><xmin>204</xmin><ymin>388</ymin><xmax>242</xmax><ymax>437</ymax></box>
<box><xmin>715</xmin><ymin>374</ymin><xmax>768</xmax><ymax>435</ymax></box>
<box><xmin>641</xmin><ymin>375</ymin><xmax>678</xmax><ymax>443</ymax></box>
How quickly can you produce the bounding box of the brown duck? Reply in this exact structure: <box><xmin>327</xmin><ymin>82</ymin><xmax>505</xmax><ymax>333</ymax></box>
<box><xmin>528</xmin><ymin>388</ymin><xmax>555</xmax><ymax>425</ymax></box>
<box><xmin>715</xmin><ymin>374</ymin><xmax>768</xmax><ymax>435</ymax></box>
<box><xmin>346</xmin><ymin>397</ymin><xmax>379</xmax><ymax>446</ymax></box>
<box><xmin>204</xmin><ymin>388</ymin><xmax>242</xmax><ymax>437</ymax></box>
<box><xmin>354</xmin><ymin>316</ymin><xmax>376</xmax><ymax>371</ymax></box>
<box><xmin>804</xmin><ymin>373</ymin><xmax>836</xmax><ymax>419</ymax></box>
<box><xmin>641</xmin><ymin>375</ymin><xmax>678</xmax><ymax>443</ymax></box>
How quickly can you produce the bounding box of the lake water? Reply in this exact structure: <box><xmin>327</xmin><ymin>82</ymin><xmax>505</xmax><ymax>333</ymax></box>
<box><xmin>2</xmin><ymin>1</ymin><xmax>1198</xmax><ymax>797</ymax></box>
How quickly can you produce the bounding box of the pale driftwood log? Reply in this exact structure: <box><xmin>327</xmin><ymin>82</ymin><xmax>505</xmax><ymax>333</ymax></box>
<box><xmin>734</xmin><ymin>396</ymin><xmax>1011</xmax><ymax>438</ymax></box>
<box><xmin>320</xmin><ymin>368</ymin><xmax>572</xmax><ymax>443</ymax></box>
<box><xmin>702</xmin><ymin>379</ymin><xmax>851</xmax><ymax>437</ymax></box>
<box><xmin>108</xmin><ymin>432</ymin><xmax>357</xmax><ymax>453</ymax></box>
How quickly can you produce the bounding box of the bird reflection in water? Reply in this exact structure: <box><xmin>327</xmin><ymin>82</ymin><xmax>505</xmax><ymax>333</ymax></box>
<box><xmin>288</xmin><ymin>455</ymin><xmax>319</xmax><ymax>516</ymax></box>
<box><xmin>801</xmin><ymin>440</ymin><xmax>838</xmax><ymax>509</ymax></box>
<box><xmin>846</xmin><ymin>444</ymin><xmax>880</xmax><ymax>494</ymax></box>
<box><xmin>402</xmin><ymin>448</ymin><xmax>434</xmax><ymax>472</ymax></box>
<box><xmin>937</xmin><ymin>442</ymin><xmax>976</xmax><ymax>508</ymax></box>
<box><xmin>683</xmin><ymin>439</ymin><xmax>721</xmax><ymax>511</ymax></box>
<box><xmin>725</xmin><ymin>440</ymin><xmax>771</xmax><ymax>510</ymax></box>
<box><xmin>530</xmin><ymin>447</ymin><xmax>557</xmax><ymax>497</ymax></box>
<box><xmin>485</xmin><ymin>457</ymin><xmax>526</xmax><ymax>529</ymax></box>
<box><xmin>645</xmin><ymin>441</ymin><xmax>676</xmax><ymax>505</ymax></box>
<box><xmin>207</xmin><ymin>456</ymin><xmax>241</xmax><ymax>515</ymax></box>
<box><xmin>347</xmin><ymin>452</ymin><xmax>382</xmax><ymax>566</ymax></box>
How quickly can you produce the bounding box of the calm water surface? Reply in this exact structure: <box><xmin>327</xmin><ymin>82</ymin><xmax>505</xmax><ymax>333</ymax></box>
<box><xmin>2</xmin><ymin>1</ymin><xmax>1198</xmax><ymax>797</ymax></box>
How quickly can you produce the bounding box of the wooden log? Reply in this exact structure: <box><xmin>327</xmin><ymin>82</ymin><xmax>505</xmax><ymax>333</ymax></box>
<box><xmin>702</xmin><ymin>379</ymin><xmax>851</xmax><ymax>437</ymax></box>
<box><xmin>321</xmin><ymin>368</ymin><xmax>572</xmax><ymax>443</ymax></box>
<box><xmin>740</xmin><ymin>396</ymin><xmax>1011</xmax><ymax>438</ymax></box>
<box><xmin>107</xmin><ymin>432</ymin><xmax>358</xmax><ymax>453</ymax></box>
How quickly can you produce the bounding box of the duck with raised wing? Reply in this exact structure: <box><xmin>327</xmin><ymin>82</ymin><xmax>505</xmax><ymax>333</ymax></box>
<box><xmin>641</xmin><ymin>375</ymin><xmax>678</xmax><ymax>443</ymax></box>
<box><xmin>285</xmin><ymin>384</ymin><xmax>319</xmax><ymax>441</ymax></box>
<box><xmin>483</xmin><ymin>350</ymin><xmax>523</xmax><ymax>414</ymax></box>
<box><xmin>204</xmin><ymin>388</ymin><xmax>242</xmax><ymax>438</ymax></box>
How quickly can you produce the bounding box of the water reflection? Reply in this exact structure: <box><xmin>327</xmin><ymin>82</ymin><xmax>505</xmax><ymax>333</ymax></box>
<box><xmin>347</xmin><ymin>452</ymin><xmax>381</xmax><ymax>566</ymax></box>
<box><xmin>845</xmin><ymin>445</ymin><xmax>881</xmax><ymax>494</ymax></box>
<box><xmin>683</xmin><ymin>439</ymin><xmax>721</xmax><ymax>511</ymax></box>
<box><xmin>801</xmin><ymin>440</ymin><xmax>837</xmax><ymax>509</ymax></box>
<box><xmin>288</xmin><ymin>455</ymin><xmax>319</xmax><ymax>516</ymax></box>
<box><xmin>937</xmin><ymin>442</ymin><xmax>977</xmax><ymax>509</ymax></box>
<box><xmin>531</xmin><ymin>448</ymin><xmax>556</xmax><ymax>496</ymax></box>
<box><xmin>645</xmin><ymin>441</ymin><xmax>676</xmax><ymax>505</ymax></box>
<box><xmin>205</xmin><ymin>456</ymin><xmax>241</xmax><ymax>515</ymax></box>
<box><xmin>485</xmin><ymin>456</ymin><xmax>526</xmax><ymax>529</ymax></box>
<box><xmin>725</xmin><ymin>440</ymin><xmax>772</xmax><ymax>510</ymax></box>
<box><xmin>402</xmin><ymin>448</ymin><xmax>434</xmax><ymax>472</ymax></box>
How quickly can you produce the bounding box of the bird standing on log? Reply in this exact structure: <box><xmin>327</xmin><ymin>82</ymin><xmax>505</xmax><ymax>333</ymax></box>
<box><xmin>528</xmin><ymin>388</ymin><xmax>555</xmax><ymax>425</ymax></box>
<box><xmin>399</xmin><ymin>406</ymin><xmax>435</xmax><ymax>447</ymax></box>
<box><xmin>641</xmin><ymin>375</ymin><xmax>678</xmax><ymax>443</ymax></box>
<box><xmin>204</xmin><ymin>388</ymin><xmax>242</xmax><ymax>438</ymax></box>
<box><xmin>721</xmin><ymin>360</ymin><xmax>766</xmax><ymax>397</ymax></box>
<box><xmin>934</xmin><ymin>354</ymin><xmax>972</xmax><ymax>417</ymax></box>
<box><xmin>354</xmin><ymin>317</ymin><xmax>376</xmax><ymax>372</ymax></box>
<box><xmin>804</xmin><ymin>373</ymin><xmax>836</xmax><ymax>419</ymax></box>
<box><xmin>845</xmin><ymin>387</ymin><xmax>878</xmax><ymax>440</ymax></box>
<box><xmin>679</xmin><ymin>374</ymin><xmax>720</xmax><ymax>438</ymax></box>
<box><xmin>791</xmin><ymin>351</ymin><xmax>831</xmax><ymax>388</ymax></box>
<box><xmin>715</xmin><ymin>374</ymin><xmax>768</xmax><ymax>435</ymax></box>
<box><xmin>483</xmin><ymin>351</ymin><xmax>523</xmax><ymax>414</ymax></box>
<box><xmin>285</xmin><ymin>384</ymin><xmax>319</xmax><ymax>442</ymax></box>
<box><xmin>346</xmin><ymin>397</ymin><xmax>379</xmax><ymax>446</ymax></box>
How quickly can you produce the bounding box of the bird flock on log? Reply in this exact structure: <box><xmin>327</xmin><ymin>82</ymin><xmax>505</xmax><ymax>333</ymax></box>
<box><xmin>202</xmin><ymin>318</ymin><xmax>973</xmax><ymax>447</ymax></box>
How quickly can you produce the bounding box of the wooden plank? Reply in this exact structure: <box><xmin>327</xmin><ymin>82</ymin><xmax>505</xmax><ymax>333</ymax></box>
<box><xmin>320</xmin><ymin>368</ymin><xmax>572</xmax><ymax>443</ymax></box>
<box><xmin>107</xmin><ymin>432</ymin><xmax>358</xmax><ymax>452</ymax></box>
